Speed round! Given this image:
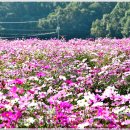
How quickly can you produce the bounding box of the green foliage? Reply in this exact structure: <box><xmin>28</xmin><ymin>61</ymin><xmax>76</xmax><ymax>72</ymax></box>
<box><xmin>91</xmin><ymin>2</ymin><xmax>130</xmax><ymax>38</ymax></box>
<box><xmin>1</xmin><ymin>2</ymin><xmax>127</xmax><ymax>39</ymax></box>
<box><xmin>76</xmin><ymin>53</ymin><xmax>95</xmax><ymax>67</ymax></box>
<box><xmin>91</xmin><ymin>19</ymin><xmax>107</xmax><ymax>37</ymax></box>
<box><xmin>0</xmin><ymin>2</ymin><xmax>68</xmax><ymax>37</ymax></box>
<box><xmin>38</xmin><ymin>2</ymin><xmax>116</xmax><ymax>39</ymax></box>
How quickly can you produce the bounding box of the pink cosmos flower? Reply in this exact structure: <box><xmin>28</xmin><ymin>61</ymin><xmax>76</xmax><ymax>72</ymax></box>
<box><xmin>14</xmin><ymin>78</ymin><xmax>24</xmax><ymax>85</ymax></box>
<box><xmin>1</xmin><ymin>110</ymin><xmax>22</xmax><ymax>123</ymax></box>
<box><xmin>122</xmin><ymin>120</ymin><xmax>130</xmax><ymax>125</ymax></box>
<box><xmin>85</xmin><ymin>78</ymin><xmax>93</xmax><ymax>86</ymax></box>
<box><xmin>10</xmin><ymin>86</ymin><xmax>17</xmax><ymax>93</ymax></box>
<box><xmin>59</xmin><ymin>101</ymin><xmax>72</xmax><ymax>109</ymax></box>
<box><xmin>65</xmin><ymin>79</ymin><xmax>73</xmax><ymax>85</ymax></box>
<box><xmin>28</xmin><ymin>89</ymin><xmax>35</xmax><ymax>94</ymax></box>
<box><xmin>37</xmin><ymin>72</ymin><xmax>46</xmax><ymax>78</ymax></box>
<box><xmin>0</xmin><ymin>124</ymin><xmax>5</xmax><ymax>128</ymax></box>
<box><xmin>98</xmin><ymin>52</ymin><xmax>104</xmax><ymax>57</ymax></box>
<box><xmin>43</xmin><ymin>65</ymin><xmax>51</xmax><ymax>69</ymax></box>
<box><xmin>108</xmin><ymin>122</ymin><xmax>117</xmax><ymax>128</ymax></box>
<box><xmin>1</xmin><ymin>111</ymin><xmax>14</xmax><ymax>121</ymax></box>
<box><xmin>17</xmin><ymin>88</ymin><xmax>25</xmax><ymax>94</ymax></box>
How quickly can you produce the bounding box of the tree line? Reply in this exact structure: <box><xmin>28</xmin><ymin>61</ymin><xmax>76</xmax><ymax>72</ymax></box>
<box><xmin>0</xmin><ymin>2</ymin><xmax>130</xmax><ymax>39</ymax></box>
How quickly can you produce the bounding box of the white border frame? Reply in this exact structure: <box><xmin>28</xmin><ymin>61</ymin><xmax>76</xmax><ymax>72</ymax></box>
<box><xmin>0</xmin><ymin>0</ymin><xmax>130</xmax><ymax>2</ymax></box>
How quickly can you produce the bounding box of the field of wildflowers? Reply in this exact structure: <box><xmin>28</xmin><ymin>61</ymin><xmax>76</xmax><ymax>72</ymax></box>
<box><xmin>0</xmin><ymin>38</ymin><xmax>130</xmax><ymax>128</ymax></box>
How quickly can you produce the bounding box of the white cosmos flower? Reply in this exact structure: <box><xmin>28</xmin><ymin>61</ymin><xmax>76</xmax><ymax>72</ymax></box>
<box><xmin>123</xmin><ymin>107</ymin><xmax>130</xmax><ymax>114</ymax></box>
<box><xmin>41</xmin><ymin>84</ymin><xmax>46</xmax><ymax>88</ymax></box>
<box><xmin>84</xmin><ymin>92</ymin><xmax>95</xmax><ymax>102</ymax></box>
<box><xmin>47</xmin><ymin>108</ymin><xmax>55</xmax><ymax>115</ymax></box>
<box><xmin>25</xmin><ymin>117</ymin><xmax>35</xmax><ymax>124</ymax></box>
<box><xmin>39</xmin><ymin>116</ymin><xmax>44</xmax><ymax>121</ymax></box>
<box><xmin>102</xmin><ymin>86</ymin><xmax>117</xmax><ymax>98</ymax></box>
<box><xmin>47</xmin><ymin>86</ymin><xmax>53</xmax><ymax>94</ymax></box>
<box><xmin>28</xmin><ymin>76</ymin><xmax>39</xmax><ymax>81</ymax></box>
<box><xmin>113</xmin><ymin>106</ymin><xmax>127</xmax><ymax>114</ymax></box>
<box><xmin>4</xmin><ymin>104</ymin><xmax>12</xmax><ymax>110</ymax></box>
<box><xmin>77</xmin><ymin>122</ymin><xmax>89</xmax><ymax>128</ymax></box>
<box><xmin>28</xmin><ymin>101</ymin><xmax>37</xmax><ymax>108</ymax></box>
<box><xmin>77</xmin><ymin>99</ymin><xmax>89</xmax><ymax>107</ymax></box>
<box><xmin>24</xmin><ymin>123</ymin><xmax>30</xmax><ymax>127</ymax></box>
<box><xmin>10</xmin><ymin>98</ymin><xmax>19</xmax><ymax>105</ymax></box>
<box><xmin>59</xmin><ymin>75</ymin><xmax>66</xmax><ymax>80</ymax></box>
<box><xmin>92</xmin><ymin>102</ymin><xmax>103</xmax><ymax>107</ymax></box>
<box><xmin>82</xmin><ymin>58</ymin><xmax>87</xmax><ymax>63</ymax></box>
<box><xmin>45</xmin><ymin>77</ymin><xmax>53</xmax><ymax>81</ymax></box>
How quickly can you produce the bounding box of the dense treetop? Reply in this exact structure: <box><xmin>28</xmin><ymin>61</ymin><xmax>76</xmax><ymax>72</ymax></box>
<box><xmin>91</xmin><ymin>3</ymin><xmax>130</xmax><ymax>38</ymax></box>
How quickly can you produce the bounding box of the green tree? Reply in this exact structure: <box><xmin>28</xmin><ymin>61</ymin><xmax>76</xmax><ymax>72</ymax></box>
<box><xmin>91</xmin><ymin>2</ymin><xmax>130</xmax><ymax>38</ymax></box>
<box><xmin>38</xmin><ymin>2</ymin><xmax>116</xmax><ymax>39</ymax></box>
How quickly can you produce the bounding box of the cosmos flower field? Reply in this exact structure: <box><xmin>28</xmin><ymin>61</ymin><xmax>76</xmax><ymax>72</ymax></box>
<box><xmin>0</xmin><ymin>38</ymin><xmax>130</xmax><ymax>128</ymax></box>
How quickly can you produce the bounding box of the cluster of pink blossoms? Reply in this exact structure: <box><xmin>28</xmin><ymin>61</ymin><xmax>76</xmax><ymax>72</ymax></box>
<box><xmin>0</xmin><ymin>38</ymin><xmax>129</xmax><ymax>128</ymax></box>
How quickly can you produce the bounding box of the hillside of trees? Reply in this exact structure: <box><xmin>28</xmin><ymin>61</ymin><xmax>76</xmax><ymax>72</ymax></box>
<box><xmin>38</xmin><ymin>2</ymin><xmax>116</xmax><ymax>39</ymax></box>
<box><xmin>91</xmin><ymin>3</ymin><xmax>130</xmax><ymax>38</ymax></box>
<box><xmin>0</xmin><ymin>2</ymin><xmax>130</xmax><ymax>39</ymax></box>
<box><xmin>0</xmin><ymin>2</ymin><xmax>68</xmax><ymax>39</ymax></box>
